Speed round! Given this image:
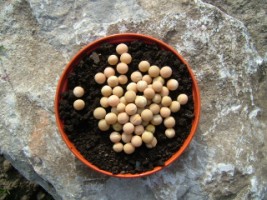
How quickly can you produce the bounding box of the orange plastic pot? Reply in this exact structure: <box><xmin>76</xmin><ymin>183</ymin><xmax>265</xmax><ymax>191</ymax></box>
<box><xmin>55</xmin><ymin>33</ymin><xmax>201</xmax><ymax>178</ymax></box>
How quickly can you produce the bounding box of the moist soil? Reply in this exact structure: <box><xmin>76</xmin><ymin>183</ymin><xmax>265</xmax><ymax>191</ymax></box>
<box><xmin>58</xmin><ymin>41</ymin><xmax>194</xmax><ymax>174</ymax></box>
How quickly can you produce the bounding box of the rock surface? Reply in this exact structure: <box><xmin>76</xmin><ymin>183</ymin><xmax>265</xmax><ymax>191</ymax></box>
<box><xmin>0</xmin><ymin>0</ymin><xmax>266</xmax><ymax>199</ymax></box>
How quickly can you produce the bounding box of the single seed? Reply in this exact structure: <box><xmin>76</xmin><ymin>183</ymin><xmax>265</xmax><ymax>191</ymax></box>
<box><xmin>100</xmin><ymin>97</ymin><xmax>109</xmax><ymax>108</ymax></box>
<box><xmin>104</xmin><ymin>67</ymin><xmax>115</xmax><ymax>78</ymax></box>
<box><xmin>107</xmin><ymin>76</ymin><xmax>119</xmax><ymax>88</ymax></box>
<box><xmin>113</xmin><ymin>86</ymin><xmax>124</xmax><ymax>97</ymax></box>
<box><xmin>149</xmin><ymin>103</ymin><xmax>160</xmax><ymax>115</ymax></box>
<box><xmin>120</xmin><ymin>96</ymin><xmax>127</xmax><ymax>104</ymax></box>
<box><xmin>117</xmin><ymin>112</ymin><xmax>129</xmax><ymax>124</ymax></box>
<box><xmin>152</xmin><ymin>94</ymin><xmax>162</xmax><ymax>104</ymax></box>
<box><xmin>165</xmin><ymin>128</ymin><xmax>175</xmax><ymax>138</ymax></box>
<box><xmin>160</xmin><ymin>66</ymin><xmax>172</xmax><ymax>78</ymax></box>
<box><xmin>118</xmin><ymin>75</ymin><xmax>128</xmax><ymax>85</ymax></box>
<box><xmin>148</xmin><ymin>65</ymin><xmax>160</xmax><ymax>77</ymax></box>
<box><xmin>151</xmin><ymin>114</ymin><xmax>162</xmax><ymax>126</ymax></box>
<box><xmin>160</xmin><ymin>86</ymin><xmax>169</xmax><ymax>96</ymax></box>
<box><xmin>108</xmin><ymin>55</ymin><xmax>118</xmax><ymax>65</ymax></box>
<box><xmin>137</xmin><ymin>80</ymin><xmax>148</xmax><ymax>92</ymax></box>
<box><xmin>135</xmin><ymin>96</ymin><xmax>147</xmax><ymax>108</ymax></box>
<box><xmin>73</xmin><ymin>99</ymin><xmax>85</xmax><ymax>110</ymax></box>
<box><xmin>123</xmin><ymin>122</ymin><xmax>135</xmax><ymax>134</ymax></box>
<box><xmin>146</xmin><ymin>137</ymin><xmax>157</xmax><ymax>148</ymax></box>
<box><xmin>177</xmin><ymin>94</ymin><xmax>188</xmax><ymax>105</ymax></box>
<box><xmin>170</xmin><ymin>101</ymin><xmax>181</xmax><ymax>112</ymax></box>
<box><xmin>108</xmin><ymin>95</ymin><xmax>120</xmax><ymax>107</ymax></box>
<box><xmin>143</xmin><ymin>88</ymin><xmax>155</xmax><ymax>99</ymax></box>
<box><xmin>73</xmin><ymin>86</ymin><xmax>84</xmax><ymax>98</ymax></box>
<box><xmin>113</xmin><ymin>142</ymin><xmax>123</xmax><ymax>152</ymax></box>
<box><xmin>101</xmin><ymin>85</ymin><xmax>112</xmax><ymax>97</ymax></box>
<box><xmin>152</xmin><ymin>81</ymin><xmax>163</xmax><ymax>93</ymax></box>
<box><xmin>122</xmin><ymin>133</ymin><xmax>132</xmax><ymax>143</ymax></box>
<box><xmin>93</xmin><ymin>107</ymin><xmax>106</xmax><ymax>119</ymax></box>
<box><xmin>125</xmin><ymin>103</ymin><xmax>137</xmax><ymax>116</ymax></box>
<box><xmin>110</xmin><ymin>132</ymin><xmax>121</xmax><ymax>143</ymax></box>
<box><xmin>153</xmin><ymin>76</ymin><xmax>165</xmax><ymax>85</ymax></box>
<box><xmin>124</xmin><ymin>91</ymin><xmax>136</xmax><ymax>103</ymax></box>
<box><xmin>141</xmin><ymin>131</ymin><xmax>154</xmax><ymax>144</ymax></box>
<box><xmin>105</xmin><ymin>112</ymin><xmax>117</xmax><ymax>125</ymax></box>
<box><xmin>126</xmin><ymin>82</ymin><xmax>137</xmax><ymax>92</ymax></box>
<box><xmin>116</xmin><ymin>43</ymin><xmax>128</xmax><ymax>55</ymax></box>
<box><xmin>117</xmin><ymin>103</ymin><xmax>126</xmax><ymax>113</ymax></box>
<box><xmin>131</xmin><ymin>135</ymin><xmax>142</xmax><ymax>147</ymax></box>
<box><xmin>112</xmin><ymin>123</ymin><xmax>122</xmax><ymax>131</ymax></box>
<box><xmin>98</xmin><ymin>119</ymin><xmax>110</xmax><ymax>131</ymax></box>
<box><xmin>94</xmin><ymin>72</ymin><xmax>106</xmax><ymax>84</ymax></box>
<box><xmin>164</xmin><ymin>116</ymin><xmax>175</xmax><ymax>128</ymax></box>
<box><xmin>130</xmin><ymin>114</ymin><xmax>142</xmax><ymax>125</ymax></box>
<box><xmin>161</xmin><ymin>96</ymin><xmax>172</xmax><ymax>107</ymax></box>
<box><xmin>146</xmin><ymin>124</ymin><xmax>155</xmax><ymax>133</ymax></box>
<box><xmin>138</xmin><ymin>60</ymin><xmax>150</xmax><ymax>72</ymax></box>
<box><xmin>141</xmin><ymin>109</ymin><xmax>153</xmax><ymax>122</ymax></box>
<box><xmin>116</xmin><ymin>62</ymin><xmax>129</xmax><ymax>74</ymax></box>
<box><xmin>131</xmin><ymin>71</ymin><xmax>143</xmax><ymax>83</ymax></box>
<box><xmin>167</xmin><ymin>79</ymin><xmax>179</xmax><ymax>91</ymax></box>
<box><xmin>142</xmin><ymin>75</ymin><xmax>152</xmax><ymax>84</ymax></box>
<box><xmin>120</xmin><ymin>53</ymin><xmax>132</xmax><ymax>64</ymax></box>
<box><xmin>134</xmin><ymin>125</ymin><xmax>144</xmax><ymax>135</ymax></box>
<box><xmin>123</xmin><ymin>143</ymin><xmax>135</xmax><ymax>154</ymax></box>
<box><xmin>160</xmin><ymin>107</ymin><xmax>171</xmax><ymax>118</ymax></box>
<box><xmin>111</xmin><ymin>107</ymin><xmax>119</xmax><ymax>115</ymax></box>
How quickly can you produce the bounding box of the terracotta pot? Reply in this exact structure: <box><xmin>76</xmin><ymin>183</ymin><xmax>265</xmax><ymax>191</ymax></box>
<box><xmin>55</xmin><ymin>33</ymin><xmax>201</xmax><ymax>178</ymax></box>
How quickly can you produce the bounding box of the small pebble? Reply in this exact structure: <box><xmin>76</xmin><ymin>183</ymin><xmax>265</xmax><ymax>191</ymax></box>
<box><xmin>170</xmin><ymin>101</ymin><xmax>181</xmax><ymax>112</ymax></box>
<box><xmin>110</xmin><ymin>132</ymin><xmax>122</xmax><ymax>143</ymax></box>
<box><xmin>131</xmin><ymin>71</ymin><xmax>143</xmax><ymax>83</ymax></box>
<box><xmin>141</xmin><ymin>109</ymin><xmax>153</xmax><ymax>122</ymax></box>
<box><xmin>73</xmin><ymin>86</ymin><xmax>84</xmax><ymax>98</ymax></box>
<box><xmin>167</xmin><ymin>79</ymin><xmax>179</xmax><ymax>91</ymax></box>
<box><xmin>116</xmin><ymin>62</ymin><xmax>129</xmax><ymax>74</ymax></box>
<box><xmin>164</xmin><ymin>116</ymin><xmax>176</xmax><ymax>128</ymax></box>
<box><xmin>73</xmin><ymin>99</ymin><xmax>85</xmax><ymax>110</ymax></box>
<box><xmin>118</xmin><ymin>75</ymin><xmax>128</xmax><ymax>85</ymax></box>
<box><xmin>177</xmin><ymin>94</ymin><xmax>188</xmax><ymax>105</ymax></box>
<box><xmin>108</xmin><ymin>95</ymin><xmax>120</xmax><ymax>107</ymax></box>
<box><xmin>135</xmin><ymin>96</ymin><xmax>147</xmax><ymax>108</ymax></box>
<box><xmin>160</xmin><ymin>107</ymin><xmax>171</xmax><ymax>118</ymax></box>
<box><xmin>116</xmin><ymin>43</ymin><xmax>128</xmax><ymax>55</ymax></box>
<box><xmin>152</xmin><ymin>81</ymin><xmax>163</xmax><ymax>93</ymax></box>
<box><xmin>124</xmin><ymin>90</ymin><xmax>136</xmax><ymax>103</ymax></box>
<box><xmin>161</xmin><ymin>96</ymin><xmax>172</xmax><ymax>107</ymax></box>
<box><xmin>141</xmin><ymin>131</ymin><xmax>154</xmax><ymax>144</ymax></box>
<box><xmin>137</xmin><ymin>80</ymin><xmax>148</xmax><ymax>92</ymax></box>
<box><xmin>125</xmin><ymin>103</ymin><xmax>137</xmax><ymax>115</ymax></box>
<box><xmin>142</xmin><ymin>75</ymin><xmax>152</xmax><ymax>84</ymax></box>
<box><xmin>101</xmin><ymin>85</ymin><xmax>112</xmax><ymax>97</ymax></box>
<box><xmin>98</xmin><ymin>119</ymin><xmax>110</xmax><ymax>131</ymax></box>
<box><xmin>113</xmin><ymin>143</ymin><xmax>123</xmax><ymax>152</ymax></box>
<box><xmin>93</xmin><ymin>107</ymin><xmax>106</xmax><ymax>119</ymax></box>
<box><xmin>107</xmin><ymin>76</ymin><xmax>119</xmax><ymax>88</ymax></box>
<box><xmin>143</xmin><ymin>88</ymin><xmax>155</xmax><ymax>99</ymax></box>
<box><xmin>122</xmin><ymin>133</ymin><xmax>133</xmax><ymax>143</ymax></box>
<box><xmin>130</xmin><ymin>114</ymin><xmax>142</xmax><ymax>125</ymax></box>
<box><xmin>160</xmin><ymin>66</ymin><xmax>172</xmax><ymax>78</ymax></box>
<box><xmin>100</xmin><ymin>97</ymin><xmax>109</xmax><ymax>108</ymax></box>
<box><xmin>105</xmin><ymin>112</ymin><xmax>117</xmax><ymax>125</ymax></box>
<box><xmin>120</xmin><ymin>53</ymin><xmax>132</xmax><ymax>64</ymax></box>
<box><xmin>123</xmin><ymin>143</ymin><xmax>135</xmax><ymax>154</ymax></box>
<box><xmin>123</xmin><ymin>122</ymin><xmax>135</xmax><ymax>134</ymax></box>
<box><xmin>148</xmin><ymin>65</ymin><xmax>160</xmax><ymax>77</ymax></box>
<box><xmin>134</xmin><ymin>125</ymin><xmax>144</xmax><ymax>135</ymax></box>
<box><xmin>138</xmin><ymin>60</ymin><xmax>150</xmax><ymax>72</ymax></box>
<box><xmin>165</xmin><ymin>128</ymin><xmax>175</xmax><ymax>138</ymax></box>
<box><xmin>113</xmin><ymin>86</ymin><xmax>124</xmax><ymax>97</ymax></box>
<box><xmin>151</xmin><ymin>114</ymin><xmax>162</xmax><ymax>126</ymax></box>
<box><xmin>104</xmin><ymin>67</ymin><xmax>115</xmax><ymax>78</ymax></box>
<box><xmin>108</xmin><ymin>55</ymin><xmax>119</xmax><ymax>65</ymax></box>
<box><xmin>131</xmin><ymin>135</ymin><xmax>143</xmax><ymax>147</ymax></box>
<box><xmin>94</xmin><ymin>72</ymin><xmax>106</xmax><ymax>84</ymax></box>
<box><xmin>117</xmin><ymin>112</ymin><xmax>129</xmax><ymax>124</ymax></box>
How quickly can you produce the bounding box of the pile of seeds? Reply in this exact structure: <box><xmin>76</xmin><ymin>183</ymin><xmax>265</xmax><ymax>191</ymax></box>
<box><xmin>80</xmin><ymin>43</ymin><xmax>189</xmax><ymax>154</ymax></box>
<box><xmin>59</xmin><ymin>40</ymin><xmax>194</xmax><ymax>174</ymax></box>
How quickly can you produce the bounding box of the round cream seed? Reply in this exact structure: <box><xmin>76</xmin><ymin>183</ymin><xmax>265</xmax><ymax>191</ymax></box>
<box><xmin>160</xmin><ymin>86</ymin><xmax>169</xmax><ymax>96</ymax></box>
<box><xmin>142</xmin><ymin>75</ymin><xmax>152</xmax><ymax>84</ymax></box>
<box><xmin>105</xmin><ymin>113</ymin><xmax>117</xmax><ymax>125</ymax></box>
<box><xmin>123</xmin><ymin>143</ymin><xmax>135</xmax><ymax>154</ymax></box>
<box><xmin>110</xmin><ymin>132</ymin><xmax>121</xmax><ymax>143</ymax></box>
<box><xmin>143</xmin><ymin>88</ymin><xmax>155</xmax><ymax>99</ymax></box>
<box><xmin>117</xmin><ymin>103</ymin><xmax>126</xmax><ymax>113</ymax></box>
<box><xmin>137</xmin><ymin>80</ymin><xmax>148</xmax><ymax>92</ymax></box>
<box><xmin>108</xmin><ymin>95</ymin><xmax>120</xmax><ymax>107</ymax></box>
<box><xmin>116</xmin><ymin>43</ymin><xmax>128</xmax><ymax>55</ymax></box>
<box><xmin>146</xmin><ymin>137</ymin><xmax>157</xmax><ymax>148</ymax></box>
<box><xmin>134</xmin><ymin>125</ymin><xmax>144</xmax><ymax>135</ymax></box>
<box><xmin>160</xmin><ymin>66</ymin><xmax>172</xmax><ymax>78</ymax></box>
<box><xmin>135</xmin><ymin>96</ymin><xmax>147</xmax><ymax>108</ymax></box>
<box><xmin>160</xmin><ymin>107</ymin><xmax>171</xmax><ymax>118</ymax></box>
<box><xmin>141</xmin><ymin>109</ymin><xmax>153</xmax><ymax>122</ymax></box>
<box><xmin>120</xmin><ymin>96</ymin><xmax>127</xmax><ymax>104</ymax></box>
<box><xmin>93</xmin><ymin>107</ymin><xmax>106</xmax><ymax>119</ymax></box>
<box><xmin>94</xmin><ymin>72</ymin><xmax>106</xmax><ymax>84</ymax></box>
<box><xmin>73</xmin><ymin>99</ymin><xmax>85</xmax><ymax>110</ymax></box>
<box><xmin>146</xmin><ymin>124</ymin><xmax>155</xmax><ymax>133</ymax></box>
<box><xmin>113</xmin><ymin>86</ymin><xmax>124</xmax><ymax>97</ymax></box>
<box><xmin>151</xmin><ymin>114</ymin><xmax>163</xmax><ymax>126</ymax></box>
<box><xmin>108</xmin><ymin>55</ymin><xmax>119</xmax><ymax>65</ymax></box>
<box><xmin>100</xmin><ymin>97</ymin><xmax>109</xmax><ymax>108</ymax></box>
<box><xmin>153</xmin><ymin>76</ymin><xmax>165</xmax><ymax>85</ymax></box>
<box><xmin>149</xmin><ymin>103</ymin><xmax>160</xmax><ymax>115</ymax></box>
<box><xmin>104</xmin><ymin>67</ymin><xmax>115</xmax><ymax>78</ymax></box>
<box><xmin>165</xmin><ymin>128</ymin><xmax>175</xmax><ymax>138</ymax></box>
<box><xmin>125</xmin><ymin>103</ymin><xmax>137</xmax><ymax>116</ymax></box>
<box><xmin>126</xmin><ymin>82</ymin><xmax>137</xmax><ymax>92</ymax></box>
<box><xmin>101</xmin><ymin>85</ymin><xmax>112</xmax><ymax>97</ymax></box>
<box><xmin>152</xmin><ymin>94</ymin><xmax>162</xmax><ymax>104</ymax></box>
<box><xmin>112</xmin><ymin>123</ymin><xmax>122</xmax><ymax>131</ymax></box>
<box><xmin>177</xmin><ymin>94</ymin><xmax>188</xmax><ymax>105</ymax></box>
<box><xmin>117</xmin><ymin>112</ymin><xmax>129</xmax><ymax>124</ymax></box>
<box><xmin>138</xmin><ymin>60</ymin><xmax>150</xmax><ymax>72</ymax></box>
<box><xmin>130</xmin><ymin>114</ymin><xmax>142</xmax><ymax>125</ymax></box>
<box><xmin>120</xmin><ymin>53</ymin><xmax>132</xmax><ymax>64</ymax></box>
<box><xmin>73</xmin><ymin>86</ymin><xmax>84</xmax><ymax>98</ymax></box>
<box><xmin>125</xmin><ymin>91</ymin><xmax>136</xmax><ymax>103</ymax></box>
<box><xmin>113</xmin><ymin>143</ymin><xmax>123</xmax><ymax>152</ymax></box>
<box><xmin>118</xmin><ymin>75</ymin><xmax>128</xmax><ymax>85</ymax></box>
<box><xmin>123</xmin><ymin>122</ymin><xmax>135</xmax><ymax>134</ymax></box>
<box><xmin>98</xmin><ymin>119</ymin><xmax>110</xmax><ymax>131</ymax></box>
<box><xmin>131</xmin><ymin>71</ymin><xmax>142</xmax><ymax>83</ymax></box>
<box><xmin>152</xmin><ymin>81</ymin><xmax>163</xmax><ymax>93</ymax></box>
<box><xmin>116</xmin><ymin>62</ymin><xmax>129</xmax><ymax>74</ymax></box>
<box><xmin>170</xmin><ymin>101</ymin><xmax>181</xmax><ymax>112</ymax></box>
<box><xmin>148</xmin><ymin>65</ymin><xmax>160</xmax><ymax>77</ymax></box>
<box><xmin>141</xmin><ymin>131</ymin><xmax>154</xmax><ymax>144</ymax></box>
<box><xmin>161</xmin><ymin>96</ymin><xmax>172</xmax><ymax>107</ymax></box>
<box><xmin>131</xmin><ymin>135</ymin><xmax>142</xmax><ymax>147</ymax></box>
<box><xmin>122</xmin><ymin>133</ymin><xmax>132</xmax><ymax>143</ymax></box>
<box><xmin>111</xmin><ymin>107</ymin><xmax>119</xmax><ymax>115</ymax></box>
<box><xmin>164</xmin><ymin>116</ymin><xmax>175</xmax><ymax>128</ymax></box>
<box><xmin>107</xmin><ymin>76</ymin><xmax>119</xmax><ymax>88</ymax></box>
<box><xmin>167</xmin><ymin>79</ymin><xmax>179</xmax><ymax>91</ymax></box>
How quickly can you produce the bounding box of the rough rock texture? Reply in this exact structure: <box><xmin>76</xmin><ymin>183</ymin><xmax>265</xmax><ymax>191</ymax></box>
<box><xmin>0</xmin><ymin>0</ymin><xmax>266</xmax><ymax>199</ymax></box>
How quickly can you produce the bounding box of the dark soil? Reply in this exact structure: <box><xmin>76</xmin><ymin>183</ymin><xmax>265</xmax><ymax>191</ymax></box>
<box><xmin>58</xmin><ymin>41</ymin><xmax>194</xmax><ymax>174</ymax></box>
